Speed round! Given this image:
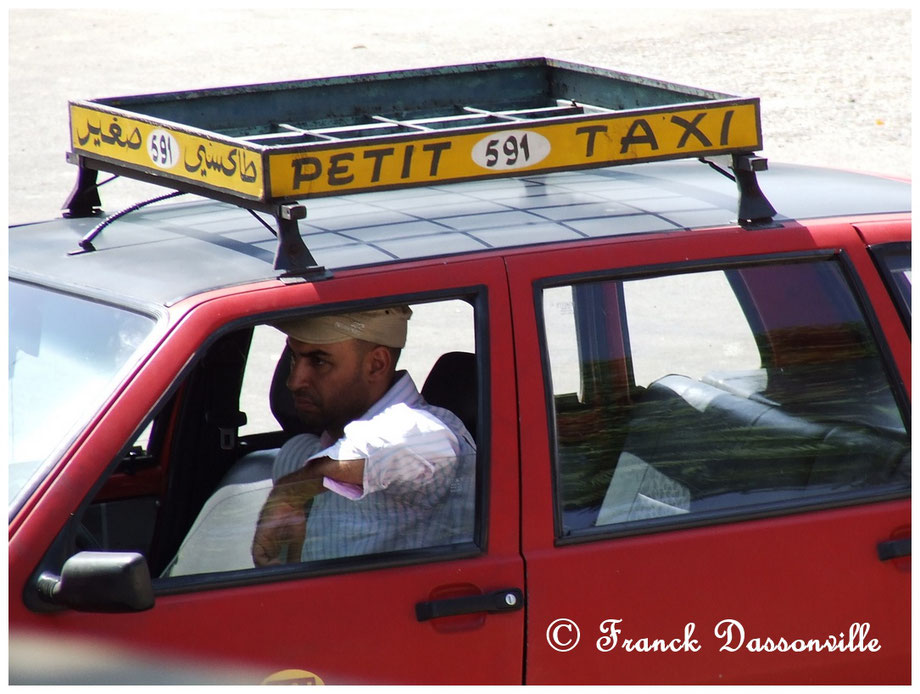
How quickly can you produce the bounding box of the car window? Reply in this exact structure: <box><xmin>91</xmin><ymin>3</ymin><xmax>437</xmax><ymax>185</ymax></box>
<box><xmin>869</xmin><ymin>242</ymin><xmax>911</xmax><ymax>331</ymax></box>
<box><xmin>8</xmin><ymin>281</ymin><xmax>156</xmax><ymax>508</ymax></box>
<box><xmin>73</xmin><ymin>297</ymin><xmax>480</xmax><ymax>581</ymax></box>
<box><xmin>239</xmin><ymin>324</ymin><xmax>288</xmax><ymax>437</ymax></box>
<box><xmin>542</xmin><ymin>259</ymin><xmax>910</xmax><ymax>537</ymax></box>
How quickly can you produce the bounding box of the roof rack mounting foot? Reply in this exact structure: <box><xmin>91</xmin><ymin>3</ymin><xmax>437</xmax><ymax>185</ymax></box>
<box><xmin>62</xmin><ymin>157</ymin><xmax>103</xmax><ymax>218</ymax></box>
<box><xmin>732</xmin><ymin>153</ymin><xmax>777</xmax><ymax>227</ymax></box>
<box><xmin>274</xmin><ymin>204</ymin><xmax>328</xmax><ymax>280</ymax></box>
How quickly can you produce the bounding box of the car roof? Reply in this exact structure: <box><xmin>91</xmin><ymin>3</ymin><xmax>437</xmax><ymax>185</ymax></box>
<box><xmin>9</xmin><ymin>160</ymin><xmax>910</xmax><ymax>309</ymax></box>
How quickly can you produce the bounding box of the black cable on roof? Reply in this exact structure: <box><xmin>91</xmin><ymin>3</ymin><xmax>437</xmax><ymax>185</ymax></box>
<box><xmin>75</xmin><ymin>190</ymin><xmax>186</xmax><ymax>253</ymax></box>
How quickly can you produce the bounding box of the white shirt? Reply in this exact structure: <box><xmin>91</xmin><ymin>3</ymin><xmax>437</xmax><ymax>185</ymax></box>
<box><xmin>272</xmin><ymin>371</ymin><xmax>476</xmax><ymax>560</ymax></box>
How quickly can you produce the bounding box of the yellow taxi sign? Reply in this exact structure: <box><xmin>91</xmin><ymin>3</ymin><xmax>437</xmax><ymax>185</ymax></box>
<box><xmin>267</xmin><ymin>100</ymin><xmax>761</xmax><ymax>199</ymax></box>
<box><xmin>66</xmin><ymin>59</ymin><xmax>764</xmax><ymax>208</ymax></box>
<box><xmin>70</xmin><ymin>103</ymin><xmax>266</xmax><ymax>200</ymax></box>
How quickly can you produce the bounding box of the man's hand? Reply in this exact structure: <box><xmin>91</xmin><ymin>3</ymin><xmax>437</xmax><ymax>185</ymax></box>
<box><xmin>251</xmin><ymin>474</ymin><xmax>325</xmax><ymax>567</ymax></box>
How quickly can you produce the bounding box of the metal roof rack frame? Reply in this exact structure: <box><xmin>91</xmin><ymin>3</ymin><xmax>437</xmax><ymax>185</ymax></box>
<box><xmin>64</xmin><ymin>57</ymin><xmax>776</xmax><ymax>276</ymax></box>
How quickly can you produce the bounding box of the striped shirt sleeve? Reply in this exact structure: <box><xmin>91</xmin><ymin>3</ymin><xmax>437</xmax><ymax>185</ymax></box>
<box><xmin>308</xmin><ymin>402</ymin><xmax>460</xmax><ymax>501</ymax></box>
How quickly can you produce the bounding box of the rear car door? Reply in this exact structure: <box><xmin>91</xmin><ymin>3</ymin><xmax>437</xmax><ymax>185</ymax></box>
<box><xmin>10</xmin><ymin>257</ymin><xmax>525</xmax><ymax>684</ymax></box>
<box><xmin>509</xmin><ymin>220</ymin><xmax>910</xmax><ymax>684</ymax></box>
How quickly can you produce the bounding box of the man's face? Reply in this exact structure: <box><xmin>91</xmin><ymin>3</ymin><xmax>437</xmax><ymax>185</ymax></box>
<box><xmin>286</xmin><ymin>337</ymin><xmax>375</xmax><ymax>436</ymax></box>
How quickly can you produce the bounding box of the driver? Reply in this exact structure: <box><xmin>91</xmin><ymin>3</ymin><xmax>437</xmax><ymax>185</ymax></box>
<box><xmin>252</xmin><ymin>306</ymin><xmax>475</xmax><ymax>565</ymax></box>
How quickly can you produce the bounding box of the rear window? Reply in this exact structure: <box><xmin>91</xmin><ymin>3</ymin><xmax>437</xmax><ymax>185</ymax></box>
<box><xmin>541</xmin><ymin>258</ymin><xmax>909</xmax><ymax>537</ymax></box>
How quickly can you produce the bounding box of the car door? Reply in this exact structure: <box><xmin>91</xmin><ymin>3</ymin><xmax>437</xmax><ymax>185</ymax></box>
<box><xmin>10</xmin><ymin>257</ymin><xmax>525</xmax><ymax>684</ymax></box>
<box><xmin>508</xmin><ymin>222</ymin><xmax>910</xmax><ymax>684</ymax></box>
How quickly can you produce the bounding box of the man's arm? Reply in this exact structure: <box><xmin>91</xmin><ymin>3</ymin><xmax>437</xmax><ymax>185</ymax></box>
<box><xmin>308</xmin><ymin>456</ymin><xmax>365</xmax><ymax>487</ymax></box>
<box><xmin>251</xmin><ymin>457</ymin><xmax>365</xmax><ymax>566</ymax></box>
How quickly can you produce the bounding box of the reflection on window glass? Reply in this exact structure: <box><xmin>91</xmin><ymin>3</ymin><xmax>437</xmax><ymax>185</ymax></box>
<box><xmin>625</xmin><ymin>271</ymin><xmax>761</xmax><ymax>388</ymax></box>
<box><xmin>871</xmin><ymin>244</ymin><xmax>911</xmax><ymax>327</ymax></box>
<box><xmin>543</xmin><ymin>286</ymin><xmax>581</xmax><ymax>398</ymax></box>
<box><xmin>164</xmin><ymin>451</ymin><xmax>477</xmax><ymax>576</ymax></box>
<box><xmin>239</xmin><ymin>325</ymin><xmax>288</xmax><ymax>436</ymax></box>
<box><xmin>8</xmin><ymin>281</ymin><xmax>155</xmax><ymax>505</ymax></box>
<box><xmin>545</xmin><ymin>261</ymin><xmax>910</xmax><ymax>538</ymax></box>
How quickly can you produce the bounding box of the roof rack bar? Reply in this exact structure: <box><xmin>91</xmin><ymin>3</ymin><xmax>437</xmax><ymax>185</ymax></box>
<box><xmin>277</xmin><ymin>120</ymin><xmax>414</xmax><ymax>138</ymax></box>
<box><xmin>462</xmin><ymin>106</ymin><xmax>527</xmax><ymax>122</ymax></box>
<box><xmin>565</xmin><ymin>99</ymin><xmax>617</xmax><ymax>115</ymax></box>
<box><xmin>277</xmin><ymin>123</ymin><xmax>342</xmax><ymax>141</ymax></box>
<box><xmin>242</xmin><ymin>131</ymin><xmax>332</xmax><ymax>144</ymax></box>
<box><xmin>462</xmin><ymin>104</ymin><xmax>589</xmax><ymax>122</ymax></box>
<box><xmin>501</xmin><ymin>104</ymin><xmax>586</xmax><ymax>118</ymax></box>
<box><xmin>371</xmin><ymin>115</ymin><xmax>434</xmax><ymax>132</ymax></box>
<box><xmin>245</xmin><ymin>104</ymin><xmax>601</xmax><ymax>145</ymax></box>
<box><xmin>403</xmin><ymin>113</ymin><xmax>500</xmax><ymax>126</ymax></box>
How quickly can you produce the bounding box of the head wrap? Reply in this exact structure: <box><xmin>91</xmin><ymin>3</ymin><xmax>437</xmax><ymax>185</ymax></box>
<box><xmin>273</xmin><ymin>306</ymin><xmax>412</xmax><ymax>348</ymax></box>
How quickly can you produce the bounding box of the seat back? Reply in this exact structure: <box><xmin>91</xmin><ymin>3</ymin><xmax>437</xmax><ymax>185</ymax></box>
<box><xmin>421</xmin><ymin>351</ymin><xmax>478</xmax><ymax>439</ymax></box>
<box><xmin>595</xmin><ymin>373</ymin><xmax>909</xmax><ymax>527</ymax></box>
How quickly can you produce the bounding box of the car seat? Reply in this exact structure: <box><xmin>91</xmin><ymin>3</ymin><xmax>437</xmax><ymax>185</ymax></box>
<box><xmin>420</xmin><ymin>351</ymin><xmax>477</xmax><ymax>439</ymax></box>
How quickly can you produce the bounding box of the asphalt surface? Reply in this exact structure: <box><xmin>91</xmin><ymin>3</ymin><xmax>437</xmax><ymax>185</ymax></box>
<box><xmin>7</xmin><ymin>8</ymin><xmax>911</xmax><ymax>225</ymax></box>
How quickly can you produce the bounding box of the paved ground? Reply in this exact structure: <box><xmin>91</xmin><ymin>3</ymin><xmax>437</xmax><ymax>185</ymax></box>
<box><xmin>8</xmin><ymin>8</ymin><xmax>911</xmax><ymax>225</ymax></box>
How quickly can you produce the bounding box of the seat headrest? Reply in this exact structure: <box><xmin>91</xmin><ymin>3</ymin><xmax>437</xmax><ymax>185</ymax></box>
<box><xmin>421</xmin><ymin>351</ymin><xmax>478</xmax><ymax>439</ymax></box>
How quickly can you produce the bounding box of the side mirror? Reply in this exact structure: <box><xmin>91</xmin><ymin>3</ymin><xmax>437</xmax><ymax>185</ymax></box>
<box><xmin>34</xmin><ymin>551</ymin><xmax>154</xmax><ymax>613</ymax></box>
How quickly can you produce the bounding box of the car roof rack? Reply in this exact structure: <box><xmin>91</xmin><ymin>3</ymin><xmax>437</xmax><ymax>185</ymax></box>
<box><xmin>64</xmin><ymin>57</ymin><xmax>776</xmax><ymax>277</ymax></box>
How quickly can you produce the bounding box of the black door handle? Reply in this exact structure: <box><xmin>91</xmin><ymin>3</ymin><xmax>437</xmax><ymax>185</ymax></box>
<box><xmin>877</xmin><ymin>538</ymin><xmax>910</xmax><ymax>561</ymax></box>
<box><xmin>416</xmin><ymin>588</ymin><xmax>524</xmax><ymax>622</ymax></box>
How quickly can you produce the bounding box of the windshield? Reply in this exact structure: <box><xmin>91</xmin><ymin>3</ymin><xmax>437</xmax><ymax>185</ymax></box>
<box><xmin>9</xmin><ymin>281</ymin><xmax>156</xmax><ymax>507</ymax></box>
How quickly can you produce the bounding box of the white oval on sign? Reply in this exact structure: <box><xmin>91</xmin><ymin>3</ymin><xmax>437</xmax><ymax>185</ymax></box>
<box><xmin>471</xmin><ymin>130</ymin><xmax>551</xmax><ymax>171</ymax></box>
<box><xmin>147</xmin><ymin>129</ymin><xmax>180</xmax><ymax>170</ymax></box>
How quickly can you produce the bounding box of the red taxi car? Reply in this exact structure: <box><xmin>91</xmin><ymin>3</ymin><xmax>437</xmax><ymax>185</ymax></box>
<box><xmin>8</xmin><ymin>59</ymin><xmax>910</xmax><ymax>684</ymax></box>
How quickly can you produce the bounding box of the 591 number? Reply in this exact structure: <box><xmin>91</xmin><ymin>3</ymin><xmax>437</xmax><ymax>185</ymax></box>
<box><xmin>486</xmin><ymin>134</ymin><xmax>531</xmax><ymax>167</ymax></box>
<box><xmin>147</xmin><ymin>129</ymin><xmax>180</xmax><ymax>169</ymax></box>
<box><xmin>472</xmin><ymin>130</ymin><xmax>550</xmax><ymax>171</ymax></box>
